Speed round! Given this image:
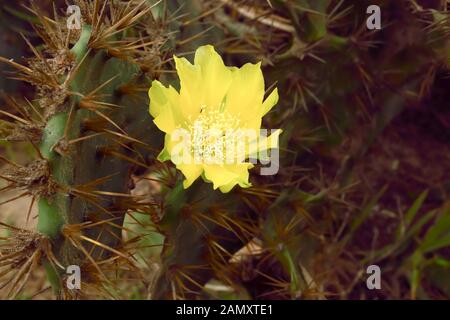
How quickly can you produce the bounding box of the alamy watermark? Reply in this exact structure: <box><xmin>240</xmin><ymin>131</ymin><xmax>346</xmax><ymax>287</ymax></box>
<box><xmin>66</xmin><ymin>265</ymin><xmax>81</xmax><ymax>290</ymax></box>
<box><xmin>366</xmin><ymin>265</ymin><xmax>381</xmax><ymax>290</ymax></box>
<box><xmin>366</xmin><ymin>5</ymin><xmax>381</xmax><ymax>30</ymax></box>
<box><xmin>67</xmin><ymin>5</ymin><xmax>81</xmax><ymax>30</ymax></box>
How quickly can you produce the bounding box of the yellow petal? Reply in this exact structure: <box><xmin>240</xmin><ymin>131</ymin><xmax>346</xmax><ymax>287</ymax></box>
<box><xmin>160</xmin><ymin>131</ymin><xmax>202</xmax><ymax>188</ymax></box>
<box><xmin>148</xmin><ymin>81</ymin><xmax>182</xmax><ymax>133</ymax></box>
<box><xmin>194</xmin><ymin>45</ymin><xmax>232</xmax><ymax>108</ymax></box>
<box><xmin>148</xmin><ymin>81</ymin><xmax>177</xmax><ymax>117</ymax></box>
<box><xmin>153</xmin><ymin>105</ymin><xmax>177</xmax><ymax>133</ymax></box>
<box><xmin>174</xmin><ymin>56</ymin><xmax>202</xmax><ymax>119</ymax></box>
<box><xmin>203</xmin><ymin>164</ymin><xmax>237</xmax><ymax>190</ymax></box>
<box><xmin>261</xmin><ymin>88</ymin><xmax>279</xmax><ymax>116</ymax></box>
<box><xmin>219</xmin><ymin>180</ymin><xmax>252</xmax><ymax>193</ymax></box>
<box><xmin>178</xmin><ymin>162</ymin><xmax>203</xmax><ymax>189</ymax></box>
<box><xmin>218</xmin><ymin>164</ymin><xmax>253</xmax><ymax>193</ymax></box>
<box><xmin>203</xmin><ymin>163</ymin><xmax>253</xmax><ymax>191</ymax></box>
<box><xmin>225</xmin><ymin>62</ymin><xmax>265</xmax><ymax>124</ymax></box>
<box><xmin>157</xmin><ymin>135</ymin><xmax>173</xmax><ymax>162</ymax></box>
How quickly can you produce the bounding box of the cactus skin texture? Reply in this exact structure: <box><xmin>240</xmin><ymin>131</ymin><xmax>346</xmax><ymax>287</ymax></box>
<box><xmin>37</xmin><ymin>24</ymin><xmax>163</xmax><ymax>296</ymax></box>
<box><xmin>0</xmin><ymin>0</ymin><xmax>449</xmax><ymax>300</ymax></box>
<box><xmin>0</xmin><ymin>1</ymin><xmax>167</xmax><ymax>298</ymax></box>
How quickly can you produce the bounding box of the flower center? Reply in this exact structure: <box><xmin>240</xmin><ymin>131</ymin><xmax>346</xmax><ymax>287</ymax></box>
<box><xmin>188</xmin><ymin>104</ymin><xmax>242</xmax><ymax>164</ymax></box>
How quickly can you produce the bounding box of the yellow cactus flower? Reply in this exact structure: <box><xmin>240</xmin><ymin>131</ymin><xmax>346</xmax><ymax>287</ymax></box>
<box><xmin>148</xmin><ymin>45</ymin><xmax>281</xmax><ymax>193</ymax></box>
